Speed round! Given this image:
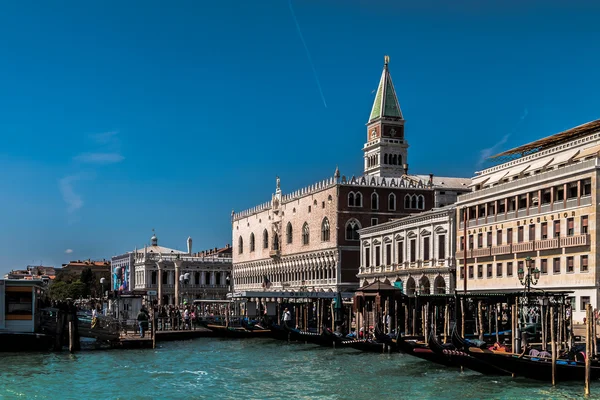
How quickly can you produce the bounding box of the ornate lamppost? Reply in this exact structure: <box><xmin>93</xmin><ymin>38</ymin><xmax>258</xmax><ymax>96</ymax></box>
<box><xmin>517</xmin><ymin>256</ymin><xmax>541</xmax><ymax>295</ymax></box>
<box><xmin>179</xmin><ymin>272</ymin><xmax>190</xmax><ymax>305</ymax></box>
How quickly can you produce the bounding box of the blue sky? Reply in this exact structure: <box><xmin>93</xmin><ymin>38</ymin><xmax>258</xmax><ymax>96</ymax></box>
<box><xmin>1</xmin><ymin>0</ymin><xmax>600</xmax><ymax>275</ymax></box>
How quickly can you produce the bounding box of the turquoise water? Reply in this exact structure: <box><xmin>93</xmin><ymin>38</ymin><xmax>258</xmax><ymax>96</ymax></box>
<box><xmin>1</xmin><ymin>338</ymin><xmax>600</xmax><ymax>399</ymax></box>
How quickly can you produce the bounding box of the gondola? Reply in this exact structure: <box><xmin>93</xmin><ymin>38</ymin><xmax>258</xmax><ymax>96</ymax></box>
<box><xmin>396</xmin><ymin>335</ymin><xmax>457</xmax><ymax>367</ymax></box>
<box><xmin>339</xmin><ymin>338</ymin><xmax>396</xmax><ymax>353</ymax></box>
<box><xmin>428</xmin><ymin>333</ymin><xmax>510</xmax><ymax>375</ymax></box>
<box><xmin>453</xmin><ymin>329</ymin><xmax>600</xmax><ymax>381</ymax></box>
<box><xmin>283</xmin><ymin>324</ymin><xmax>343</xmax><ymax>347</ymax></box>
<box><xmin>269</xmin><ymin>324</ymin><xmax>292</xmax><ymax>341</ymax></box>
<box><xmin>203</xmin><ymin>323</ymin><xmax>272</xmax><ymax>338</ymax></box>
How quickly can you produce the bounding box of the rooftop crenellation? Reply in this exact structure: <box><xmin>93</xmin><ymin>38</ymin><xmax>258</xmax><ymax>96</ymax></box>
<box><xmin>232</xmin><ymin>173</ymin><xmax>436</xmax><ymax>221</ymax></box>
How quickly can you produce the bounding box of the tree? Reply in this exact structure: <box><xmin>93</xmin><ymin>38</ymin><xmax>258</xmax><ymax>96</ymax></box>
<box><xmin>48</xmin><ymin>281</ymin><xmax>69</xmax><ymax>301</ymax></box>
<box><xmin>68</xmin><ymin>281</ymin><xmax>86</xmax><ymax>299</ymax></box>
<box><xmin>80</xmin><ymin>268</ymin><xmax>94</xmax><ymax>297</ymax></box>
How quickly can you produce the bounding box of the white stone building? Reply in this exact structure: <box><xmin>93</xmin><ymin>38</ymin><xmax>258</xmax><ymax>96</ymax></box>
<box><xmin>112</xmin><ymin>233</ymin><xmax>232</xmax><ymax>306</ymax></box>
<box><xmin>357</xmin><ymin>206</ymin><xmax>458</xmax><ymax>295</ymax></box>
<box><xmin>456</xmin><ymin>119</ymin><xmax>600</xmax><ymax>322</ymax></box>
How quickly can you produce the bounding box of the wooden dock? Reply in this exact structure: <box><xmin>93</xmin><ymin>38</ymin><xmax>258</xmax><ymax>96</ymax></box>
<box><xmin>112</xmin><ymin>327</ymin><xmax>216</xmax><ymax>349</ymax></box>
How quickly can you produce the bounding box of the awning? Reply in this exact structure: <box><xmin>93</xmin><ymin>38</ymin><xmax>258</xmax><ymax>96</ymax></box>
<box><xmin>469</xmin><ymin>174</ymin><xmax>490</xmax><ymax>187</ymax></box>
<box><xmin>505</xmin><ymin>163</ymin><xmax>531</xmax><ymax>179</ymax></box>
<box><xmin>527</xmin><ymin>157</ymin><xmax>554</xmax><ymax>172</ymax></box>
<box><xmin>549</xmin><ymin>148</ymin><xmax>580</xmax><ymax>167</ymax></box>
<box><xmin>574</xmin><ymin>145</ymin><xmax>600</xmax><ymax>160</ymax></box>
<box><xmin>484</xmin><ymin>170</ymin><xmax>509</xmax><ymax>186</ymax></box>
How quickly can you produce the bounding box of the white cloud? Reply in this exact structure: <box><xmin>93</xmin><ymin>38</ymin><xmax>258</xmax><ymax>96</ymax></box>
<box><xmin>476</xmin><ymin>108</ymin><xmax>529</xmax><ymax>168</ymax></box>
<box><xmin>59</xmin><ymin>175</ymin><xmax>84</xmax><ymax>213</ymax></box>
<box><xmin>477</xmin><ymin>134</ymin><xmax>510</xmax><ymax>168</ymax></box>
<box><xmin>65</xmin><ymin>249</ymin><xmax>73</xmax><ymax>254</ymax></box>
<box><xmin>73</xmin><ymin>152</ymin><xmax>124</xmax><ymax>164</ymax></box>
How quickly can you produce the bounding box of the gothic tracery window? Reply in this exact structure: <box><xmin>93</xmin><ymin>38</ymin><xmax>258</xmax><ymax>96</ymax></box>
<box><xmin>371</xmin><ymin>192</ymin><xmax>379</xmax><ymax>210</ymax></box>
<box><xmin>388</xmin><ymin>193</ymin><xmax>396</xmax><ymax>211</ymax></box>
<box><xmin>321</xmin><ymin>217</ymin><xmax>330</xmax><ymax>241</ymax></box>
<box><xmin>345</xmin><ymin>219</ymin><xmax>361</xmax><ymax>241</ymax></box>
<box><xmin>286</xmin><ymin>222</ymin><xmax>293</xmax><ymax>244</ymax></box>
<box><xmin>302</xmin><ymin>222</ymin><xmax>310</xmax><ymax>245</ymax></box>
<box><xmin>250</xmin><ymin>233</ymin><xmax>255</xmax><ymax>252</ymax></box>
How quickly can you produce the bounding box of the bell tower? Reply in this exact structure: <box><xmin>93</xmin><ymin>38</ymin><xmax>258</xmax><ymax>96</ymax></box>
<box><xmin>363</xmin><ymin>56</ymin><xmax>408</xmax><ymax>177</ymax></box>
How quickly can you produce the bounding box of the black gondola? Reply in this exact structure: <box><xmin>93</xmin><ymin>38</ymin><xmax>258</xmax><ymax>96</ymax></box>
<box><xmin>203</xmin><ymin>324</ymin><xmax>272</xmax><ymax>338</ymax></box>
<box><xmin>452</xmin><ymin>329</ymin><xmax>600</xmax><ymax>382</ymax></box>
<box><xmin>339</xmin><ymin>338</ymin><xmax>397</xmax><ymax>353</ymax></box>
<box><xmin>428</xmin><ymin>333</ymin><xmax>510</xmax><ymax>375</ymax></box>
<box><xmin>283</xmin><ymin>324</ymin><xmax>343</xmax><ymax>347</ymax></box>
<box><xmin>396</xmin><ymin>335</ymin><xmax>457</xmax><ymax>367</ymax></box>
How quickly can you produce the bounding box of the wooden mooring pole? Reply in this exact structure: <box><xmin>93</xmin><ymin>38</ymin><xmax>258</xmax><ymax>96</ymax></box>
<box><xmin>585</xmin><ymin>303</ymin><xmax>592</xmax><ymax>396</ymax></box>
<box><xmin>68</xmin><ymin>318</ymin><xmax>75</xmax><ymax>353</ymax></box>
<box><xmin>550</xmin><ymin>305</ymin><xmax>556</xmax><ymax>386</ymax></box>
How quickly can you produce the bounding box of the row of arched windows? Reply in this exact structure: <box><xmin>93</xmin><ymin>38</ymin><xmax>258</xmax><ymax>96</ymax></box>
<box><xmin>383</xmin><ymin>153</ymin><xmax>402</xmax><ymax>165</ymax></box>
<box><xmin>367</xmin><ymin>154</ymin><xmax>379</xmax><ymax>168</ymax></box>
<box><xmin>238</xmin><ymin>218</ymin><xmax>333</xmax><ymax>254</ymax></box>
<box><xmin>237</xmin><ymin>217</ymin><xmax>366</xmax><ymax>254</ymax></box>
<box><xmin>404</xmin><ymin>194</ymin><xmax>425</xmax><ymax>210</ymax></box>
<box><xmin>348</xmin><ymin>191</ymin><xmax>402</xmax><ymax>211</ymax></box>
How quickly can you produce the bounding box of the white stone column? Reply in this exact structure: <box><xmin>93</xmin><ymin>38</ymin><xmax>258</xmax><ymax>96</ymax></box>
<box><xmin>157</xmin><ymin>262</ymin><xmax>164</xmax><ymax>306</ymax></box>
<box><xmin>174</xmin><ymin>260</ymin><xmax>183</xmax><ymax>306</ymax></box>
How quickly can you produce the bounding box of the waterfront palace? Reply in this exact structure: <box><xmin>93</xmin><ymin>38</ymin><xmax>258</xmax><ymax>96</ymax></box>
<box><xmin>357</xmin><ymin>205</ymin><xmax>458</xmax><ymax>296</ymax></box>
<box><xmin>111</xmin><ymin>233</ymin><xmax>232</xmax><ymax>306</ymax></box>
<box><xmin>232</xmin><ymin>56</ymin><xmax>470</xmax><ymax>293</ymax></box>
<box><xmin>456</xmin><ymin>119</ymin><xmax>600</xmax><ymax>322</ymax></box>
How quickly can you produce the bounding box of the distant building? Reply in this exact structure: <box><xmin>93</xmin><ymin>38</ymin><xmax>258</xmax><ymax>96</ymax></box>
<box><xmin>113</xmin><ymin>232</ymin><xmax>233</xmax><ymax>306</ymax></box>
<box><xmin>61</xmin><ymin>259</ymin><xmax>111</xmax><ymax>282</ymax></box>
<box><xmin>4</xmin><ymin>265</ymin><xmax>59</xmax><ymax>284</ymax></box>
<box><xmin>232</xmin><ymin>56</ymin><xmax>470</xmax><ymax>294</ymax></box>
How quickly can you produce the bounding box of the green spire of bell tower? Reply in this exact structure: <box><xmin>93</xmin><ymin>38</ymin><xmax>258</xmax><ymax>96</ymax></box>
<box><xmin>368</xmin><ymin>55</ymin><xmax>403</xmax><ymax>122</ymax></box>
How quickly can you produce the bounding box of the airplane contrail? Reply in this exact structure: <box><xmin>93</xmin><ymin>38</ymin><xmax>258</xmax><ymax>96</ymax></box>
<box><xmin>288</xmin><ymin>0</ymin><xmax>328</xmax><ymax>108</ymax></box>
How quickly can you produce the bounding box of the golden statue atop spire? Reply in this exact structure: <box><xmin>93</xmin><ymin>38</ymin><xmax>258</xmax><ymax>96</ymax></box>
<box><xmin>384</xmin><ymin>55</ymin><xmax>390</xmax><ymax>65</ymax></box>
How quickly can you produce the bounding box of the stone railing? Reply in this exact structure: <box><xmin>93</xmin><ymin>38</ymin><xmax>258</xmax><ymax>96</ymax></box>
<box><xmin>472</xmin><ymin>248</ymin><xmax>491</xmax><ymax>257</ymax></box>
<box><xmin>455</xmin><ymin>250</ymin><xmax>471</xmax><ymax>259</ymax></box>
<box><xmin>535</xmin><ymin>238</ymin><xmax>559</xmax><ymax>251</ymax></box>
<box><xmin>491</xmin><ymin>244</ymin><xmax>512</xmax><ymax>255</ymax></box>
<box><xmin>512</xmin><ymin>242</ymin><xmax>534</xmax><ymax>253</ymax></box>
<box><xmin>561</xmin><ymin>234</ymin><xmax>589</xmax><ymax>248</ymax></box>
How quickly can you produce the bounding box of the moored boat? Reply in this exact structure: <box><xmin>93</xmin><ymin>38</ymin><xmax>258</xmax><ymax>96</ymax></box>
<box><xmin>396</xmin><ymin>335</ymin><xmax>457</xmax><ymax>367</ymax></box>
<box><xmin>204</xmin><ymin>324</ymin><xmax>271</xmax><ymax>338</ymax></box>
<box><xmin>428</xmin><ymin>333</ymin><xmax>510</xmax><ymax>375</ymax></box>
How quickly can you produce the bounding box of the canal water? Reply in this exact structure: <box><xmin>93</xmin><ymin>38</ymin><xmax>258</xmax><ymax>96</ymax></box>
<box><xmin>1</xmin><ymin>338</ymin><xmax>600</xmax><ymax>399</ymax></box>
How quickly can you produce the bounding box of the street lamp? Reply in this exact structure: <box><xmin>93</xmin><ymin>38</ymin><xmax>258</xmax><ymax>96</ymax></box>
<box><xmin>517</xmin><ymin>256</ymin><xmax>540</xmax><ymax>294</ymax></box>
<box><xmin>99</xmin><ymin>277</ymin><xmax>107</xmax><ymax>315</ymax></box>
<box><xmin>179</xmin><ymin>272</ymin><xmax>190</xmax><ymax>304</ymax></box>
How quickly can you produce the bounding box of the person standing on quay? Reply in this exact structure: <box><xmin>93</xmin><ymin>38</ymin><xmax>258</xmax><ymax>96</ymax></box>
<box><xmin>282</xmin><ymin>308</ymin><xmax>291</xmax><ymax>328</ymax></box>
<box><xmin>137</xmin><ymin>306</ymin><xmax>149</xmax><ymax>338</ymax></box>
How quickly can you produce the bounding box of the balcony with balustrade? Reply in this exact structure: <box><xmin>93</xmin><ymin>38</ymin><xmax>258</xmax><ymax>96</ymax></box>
<box><xmin>491</xmin><ymin>244</ymin><xmax>512</xmax><ymax>256</ymax></box>
<box><xmin>561</xmin><ymin>234</ymin><xmax>589</xmax><ymax>248</ymax></box>
<box><xmin>512</xmin><ymin>242</ymin><xmax>534</xmax><ymax>253</ymax></box>
<box><xmin>535</xmin><ymin>238</ymin><xmax>559</xmax><ymax>251</ymax></box>
<box><xmin>472</xmin><ymin>248</ymin><xmax>491</xmax><ymax>258</ymax></box>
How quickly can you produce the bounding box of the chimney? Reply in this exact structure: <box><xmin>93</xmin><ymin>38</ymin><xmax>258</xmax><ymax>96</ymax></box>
<box><xmin>403</xmin><ymin>164</ymin><xmax>409</xmax><ymax>175</ymax></box>
<box><xmin>187</xmin><ymin>236</ymin><xmax>193</xmax><ymax>255</ymax></box>
<box><xmin>429</xmin><ymin>173</ymin><xmax>434</xmax><ymax>185</ymax></box>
